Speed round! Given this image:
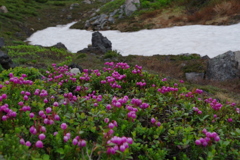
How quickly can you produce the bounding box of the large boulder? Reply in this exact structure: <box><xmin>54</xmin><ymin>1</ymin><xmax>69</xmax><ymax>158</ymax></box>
<box><xmin>92</xmin><ymin>31</ymin><xmax>112</xmax><ymax>53</ymax></box>
<box><xmin>0</xmin><ymin>6</ymin><xmax>8</xmax><ymax>13</ymax></box>
<box><xmin>78</xmin><ymin>31</ymin><xmax>112</xmax><ymax>54</ymax></box>
<box><xmin>0</xmin><ymin>50</ymin><xmax>15</xmax><ymax>69</ymax></box>
<box><xmin>124</xmin><ymin>0</ymin><xmax>140</xmax><ymax>16</ymax></box>
<box><xmin>206</xmin><ymin>51</ymin><xmax>240</xmax><ymax>81</ymax></box>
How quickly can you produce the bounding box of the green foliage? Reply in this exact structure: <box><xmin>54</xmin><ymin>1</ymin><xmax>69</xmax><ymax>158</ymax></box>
<box><xmin>4</xmin><ymin>45</ymin><xmax>73</xmax><ymax>68</ymax></box>
<box><xmin>0</xmin><ymin>66</ymin><xmax>41</xmax><ymax>81</ymax></box>
<box><xmin>103</xmin><ymin>50</ymin><xmax>121</xmax><ymax>59</ymax></box>
<box><xmin>140</xmin><ymin>0</ymin><xmax>173</xmax><ymax>9</ymax></box>
<box><xmin>100</xmin><ymin>0</ymin><xmax>125</xmax><ymax>14</ymax></box>
<box><xmin>76</xmin><ymin>53</ymin><xmax>87</xmax><ymax>59</ymax></box>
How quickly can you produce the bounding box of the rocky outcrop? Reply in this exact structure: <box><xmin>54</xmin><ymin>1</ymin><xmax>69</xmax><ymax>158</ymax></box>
<box><xmin>124</xmin><ymin>0</ymin><xmax>140</xmax><ymax>16</ymax></box>
<box><xmin>0</xmin><ymin>6</ymin><xmax>8</xmax><ymax>13</ymax></box>
<box><xmin>84</xmin><ymin>0</ymin><xmax>140</xmax><ymax>30</ymax></box>
<box><xmin>206</xmin><ymin>51</ymin><xmax>240</xmax><ymax>81</ymax></box>
<box><xmin>85</xmin><ymin>13</ymin><xmax>115</xmax><ymax>30</ymax></box>
<box><xmin>0</xmin><ymin>51</ymin><xmax>15</xmax><ymax>69</ymax></box>
<box><xmin>78</xmin><ymin>31</ymin><xmax>112</xmax><ymax>54</ymax></box>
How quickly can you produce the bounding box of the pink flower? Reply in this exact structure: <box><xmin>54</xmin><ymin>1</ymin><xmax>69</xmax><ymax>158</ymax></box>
<box><xmin>108</xmin><ymin>123</ymin><xmax>114</xmax><ymax>129</ymax></box>
<box><xmin>38</xmin><ymin>110</ymin><xmax>44</xmax><ymax>116</ymax></box>
<box><xmin>106</xmin><ymin>104</ymin><xmax>112</xmax><ymax>110</ymax></box>
<box><xmin>35</xmin><ymin>140</ymin><xmax>44</xmax><ymax>148</ymax></box>
<box><xmin>78</xmin><ymin>140</ymin><xmax>86</xmax><ymax>147</ymax></box>
<box><xmin>63</xmin><ymin>136</ymin><xmax>69</xmax><ymax>142</ymax></box>
<box><xmin>126</xmin><ymin>137</ymin><xmax>133</xmax><ymax>144</ymax></box>
<box><xmin>53</xmin><ymin>102</ymin><xmax>59</xmax><ymax>107</ymax></box>
<box><xmin>156</xmin><ymin>122</ymin><xmax>161</xmax><ymax>127</ymax></box>
<box><xmin>104</xmin><ymin>118</ymin><xmax>109</xmax><ymax>123</ymax></box>
<box><xmin>25</xmin><ymin>141</ymin><xmax>31</xmax><ymax>147</ymax></box>
<box><xmin>39</xmin><ymin>133</ymin><xmax>46</xmax><ymax>140</ymax></box>
<box><xmin>61</xmin><ymin>123</ymin><xmax>67</xmax><ymax>130</ymax></box>
<box><xmin>45</xmin><ymin>107</ymin><xmax>52</xmax><ymax>114</ymax></box>
<box><xmin>40</xmin><ymin>126</ymin><xmax>46</xmax><ymax>132</ymax></box>
<box><xmin>54</xmin><ymin>115</ymin><xmax>60</xmax><ymax>121</ymax></box>
<box><xmin>195</xmin><ymin>140</ymin><xmax>201</xmax><ymax>145</ymax></box>
<box><xmin>151</xmin><ymin>118</ymin><xmax>156</xmax><ymax>124</ymax></box>
<box><xmin>228</xmin><ymin>118</ymin><xmax>233</xmax><ymax>122</ymax></box>
<box><xmin>29</xmin><ymin>113</ymin><xmax>34</xmax><ymax>118</ymax></box>
<box><xmin>23</xmin><ymin>95</ymin><xmax>28</xmax><ymax>101</ymax></box>
<box><xmin>72</xmin><ymin>139</ymin><xmax>78</xmax><ymax>145</ymax></box>
<box><xmin>2</xmin><ymin>115</ymin><xmax>8</xmax><ymax>121</ymax></box>
<box><xmin>119</xmin><ymin>145</ymin><xmax>125</xmax><ymax>152</ymax></box>
<box><xmin>20</xmin><ymin>138</ymin><xmax>25</xmax><ymax>145</ymax></box>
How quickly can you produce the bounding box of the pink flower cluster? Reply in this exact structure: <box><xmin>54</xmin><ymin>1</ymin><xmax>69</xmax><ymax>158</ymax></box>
<box><xmin>193</xmin><ymin>107</ymin><xmax>202</xmax><ymax>114</ymax></box>
<box><xmin>104</xmin><ymin>62</ymin><xmax>130</xmax><ymax>70</ymax></box>
<box><xmin>136</xmin><ymin>80</ymin><xmax>146</xmax><ymax>87</ymax></box>
<box><xmin>72</xmin><ymin>136</ymin><xmax>87</xmax><ymax>147</ymax></box>
<box><xmin>195</xmin><ymin>129</ymin><xmax>220</xmax><ymax>147</ymax></box>
<box><xmin>114</xmin><ymin>62</ymin><xmax>130</xmax><ymax>69</ymax></box>
<box><xmin>63</xmin><ymin>92</ymin><xmax>78</xmax><ymax>103</ymax></box>
<box><xmin>19</xmin><ymin>138</ymin><xmax>32</xmax><ymax>147</ymax></box>
<box><xmin>103</xmin><ymin>119</ymin><xmax>118</xmax><ymax>138</ymax></box>
<box><xmin>101</xmin><ymin>71</ymin><xmax>126</xmax><ymax>89</ymax></box>
<box><xmin>150</xmin><ymin>118</ymin><xmax>161</xmax><ymax>127</ymax></box>
<box><xmin>205</xmin><ymin>98</ymin><xmax>223</xmax><ymax>110</ymax></box>
<box><xmin>8</xmin><ymin>73</ymin><xmax>33</xmax><ymax>85</ymax></box>
<box><xmin>157</xmin><ymin>86</ymin><xmax>178</xmax><ymax>94</ymax></box>
<box><xmin>126</xmin><ymin>105</ymin><xmax>138</xmax><ymax>120</ymax></box>
<box><xmin>110</xmin><ymin>96</ymin><xmax>128</xmax><ymax>108</ymax></box>
<box><xmin>106</xmin><ymin>136</ymin><xmax>133</xmax><ymax>154</ymax></box>
<box><xmin>1</xmin><ymin>103</ymin><xmax>17</xmax><ymax>121</ymax></box>
<box><xmin>132</xmin><ymin>65</ymin><xmax>142</xmax><ymax>74</ymax></box>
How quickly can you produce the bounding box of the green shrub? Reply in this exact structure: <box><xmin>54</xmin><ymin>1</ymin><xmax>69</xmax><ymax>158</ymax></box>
<box><xmin>103</xmin><ymin>50</ymin><xmax>121</xmax><ymax>59</ymax></box>
<box><xmin>0</xmin><ymin>66</ymin><xmax>41</xmax><ymax>81</ymax></box>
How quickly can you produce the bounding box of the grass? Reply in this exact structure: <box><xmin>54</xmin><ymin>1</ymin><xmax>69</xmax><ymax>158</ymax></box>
<box><xmin>4</xmin><ymin>45</ymin><xmax>73</xmax><ymax>69</ymax></box>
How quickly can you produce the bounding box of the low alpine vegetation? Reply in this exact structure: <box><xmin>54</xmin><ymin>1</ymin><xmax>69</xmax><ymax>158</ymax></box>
<box><xmin>0</xmin><ymin>62</ymin><xmax>239</xmax><ymax>159</ymax></box>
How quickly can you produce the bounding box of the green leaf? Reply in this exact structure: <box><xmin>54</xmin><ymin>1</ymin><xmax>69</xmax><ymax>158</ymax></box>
<box><xmin>42</xmin><ymin>154</ymin><xmax>50</xmax><ymax>160</ymax></box>
<box><xmin>56</xmin><ymin>148</ymin><xmax>64</xmax><ymax>154</ymax></box>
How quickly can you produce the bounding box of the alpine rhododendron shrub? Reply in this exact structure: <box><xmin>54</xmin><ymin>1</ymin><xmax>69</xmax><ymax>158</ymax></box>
<box><xmin>0</xmin><ymin>62</ymin><xmax>239</xmax><ymax>160</ymax></box>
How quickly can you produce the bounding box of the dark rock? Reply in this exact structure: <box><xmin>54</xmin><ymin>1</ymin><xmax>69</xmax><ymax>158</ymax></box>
<box><xmin>0</xmin><ymin>37</ymin><xmax>4</xmax><ymax>48</ymax></box>
<box><xmin>52</xmin><ymin>42</ymin><xmax>68</xmax><ymax>50</ymax></box>
<box><xmin>201</xmin><ymin>55</ymin><xmax>210</xmax><ymax>60</ymax></box>
<box><xmin>206</xmin><ymin>51</ymin><xmax>240</xmax><ymax>81</ymax></box>
<box><xmin>0</xmin><ymin>50</ymin><xmax>15</xmax><ymax>69</ymax></box>
<box><xmin>77</xmin><ymin>32</ymin><xmax>112</xmax><ymax>54</ymax></box>
<box><xmin>68</xmin><ymin>63</ymin><xmax>83</xmax><ymax>72</ymax></box>
<box><xmin>92</xmin><ymin>32</ymin><xmax>112</xmax><ymax>53</ymax></box>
